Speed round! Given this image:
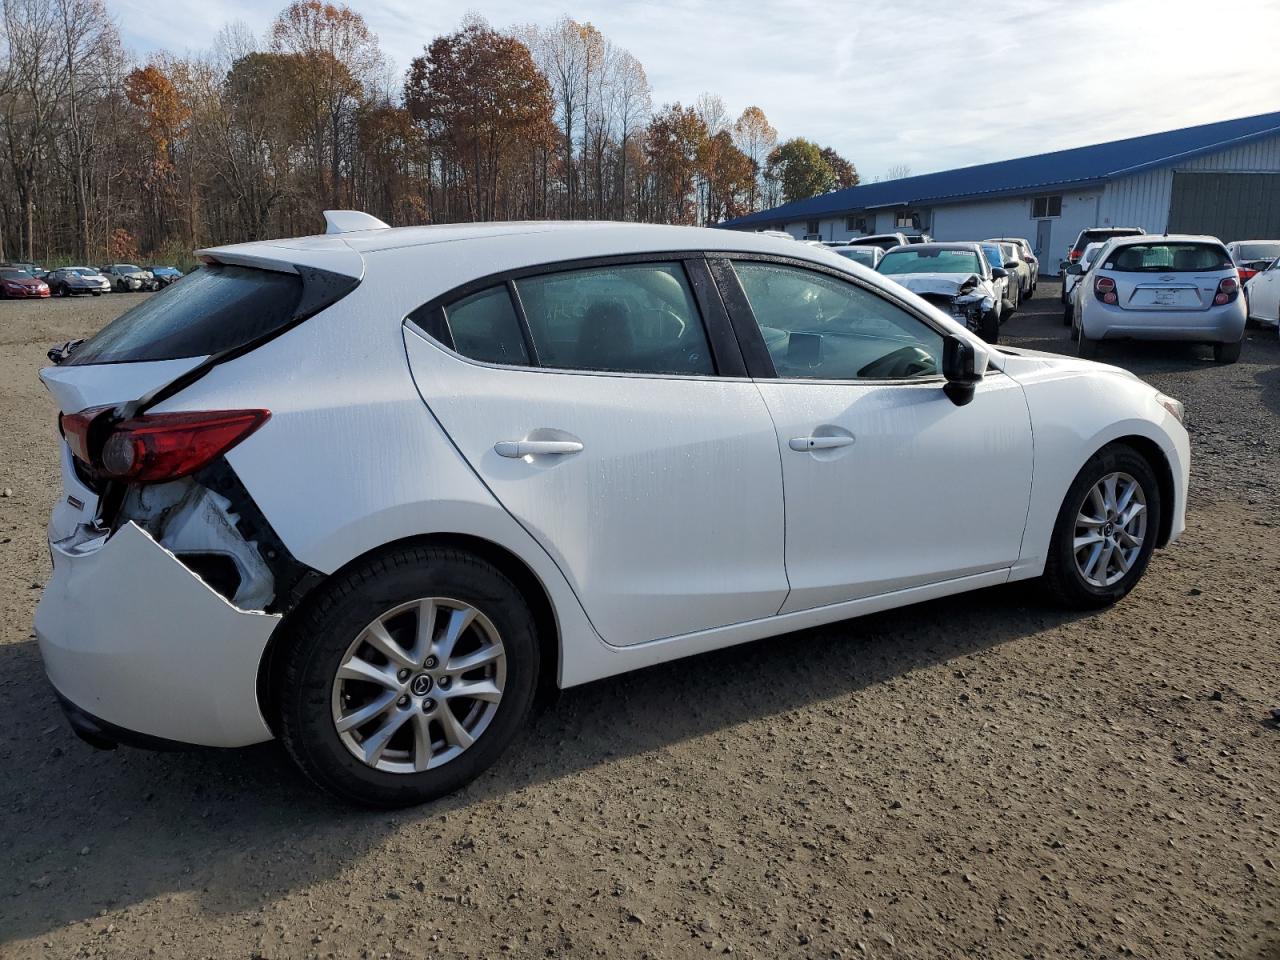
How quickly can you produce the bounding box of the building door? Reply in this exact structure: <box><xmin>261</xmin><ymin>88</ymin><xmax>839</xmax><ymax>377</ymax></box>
<box><xmin>1035</xmin><ymin>219</ymin><xmax>1052</xmax><ymax>261</ymax></box>
<box><xmin>1167</xmin><ymin>172</ymin><xmax>1280</xmax><ymax>240</ymax></box>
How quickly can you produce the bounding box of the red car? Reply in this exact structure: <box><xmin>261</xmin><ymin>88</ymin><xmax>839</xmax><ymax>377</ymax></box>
<box><xmin>1</xmin><ymin>267</ymin><xmax>51</xmax><ymax>298</ymax></box>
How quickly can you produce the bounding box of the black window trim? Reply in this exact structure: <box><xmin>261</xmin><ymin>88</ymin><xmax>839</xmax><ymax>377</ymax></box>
<box><xmin>404</xmin><ymin>251</ymin><xmax>748</xmax><ymax>380</ymax></box>
<box><xmin>706</xmin><ymin>251</ymin><xmax>955</xmax><ymax>386</ymax></box>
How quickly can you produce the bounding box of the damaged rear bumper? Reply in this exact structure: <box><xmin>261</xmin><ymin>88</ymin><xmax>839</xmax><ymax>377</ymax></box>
<box><xmin>35</xmin><ymin>521</ymin><xmax>281</xmax><ymax>748</ymax></box>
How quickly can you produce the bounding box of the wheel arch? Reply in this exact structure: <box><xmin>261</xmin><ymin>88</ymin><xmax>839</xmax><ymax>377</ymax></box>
<box><xmin>1100</xmin><ymin>434</ymin><xmax>1176</xmax><ymax>548</ymax></box>
<box><xmin>257</xmin><ymin>531</ymin><xmax>561</xmax><ymax>731</ymax></box>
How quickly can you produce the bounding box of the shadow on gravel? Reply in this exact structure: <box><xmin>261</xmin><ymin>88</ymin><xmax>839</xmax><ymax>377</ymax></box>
<box><xmin>0</xmin><ymin>580</ymin><xmax>1088</xmax><ymax>944</ymax></box>
<box><xmin>1255</xmin><ymin>356</ymin><xmax>1280</xmax><ymax>417</ymax></box>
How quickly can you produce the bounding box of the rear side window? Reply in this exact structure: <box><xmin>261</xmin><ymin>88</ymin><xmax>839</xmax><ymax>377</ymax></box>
<box><xmin>68</xmin><ymin>265</ymin><xmax>302</xmax><ymax>365</ymax></box>
<box><xmin>514</xmin><ymin>263</ymin><xmax>714</xmax><ymax>376</ymax></box>
<box><xmin>443</xmin><ymin>285</ymin><xmax>530</xmax><ymax>366</ymax></box>
<box><xmin>1106</xmin><ymin>243</ymin><xmax>1232</xmax><ymax>273</ymax></box>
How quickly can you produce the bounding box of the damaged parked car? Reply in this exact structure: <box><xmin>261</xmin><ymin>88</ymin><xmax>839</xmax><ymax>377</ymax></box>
<box><xmin>877</xmin><ymin>242</ymin><xmax>1004</xmax><ymax>342</ymax></box>
<box><xmin>37</xmin><ymin>215</ymin><xmax>1189</xmax><ymax>807</ymax></box>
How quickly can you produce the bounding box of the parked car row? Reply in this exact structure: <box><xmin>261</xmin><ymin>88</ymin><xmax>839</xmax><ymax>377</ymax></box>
<box><xmin>0</xmin><ymin>262</ymin><xmax>185</xmax><ymax>298</ymax></box>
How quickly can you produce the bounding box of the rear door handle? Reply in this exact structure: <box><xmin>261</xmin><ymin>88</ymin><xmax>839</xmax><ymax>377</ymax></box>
<box><xmin>788</xmin><ymin>435</ymin><xmax>855</xmax><ymax>452</ymax></box>
<box><xmin>494</xmin><ymin>439</ymin><xmax>584</xmax><ymax>458</ymax></box>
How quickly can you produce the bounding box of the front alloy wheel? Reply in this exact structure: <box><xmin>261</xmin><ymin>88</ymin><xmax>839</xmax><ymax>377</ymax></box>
<box><xmin>1042</xmin><ymin>443</ymin><xmax>1162</xmax><ymax>609</ymax></box>
<box><xmin>1072</xmin><ymin>472</ymin><xmax>1147</xmax><ymax>588</ymax></box>
<box><xmin>332</xmin><ymin>598</ymin><xmax>506</xmax><ymax>774</ymax></box>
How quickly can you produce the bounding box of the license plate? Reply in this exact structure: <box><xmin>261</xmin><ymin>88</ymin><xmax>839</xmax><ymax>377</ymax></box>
<box><xmin>1132</xmin><ymin>286</ymin><xmax>1198</xmax><ymax>308</ymax></box>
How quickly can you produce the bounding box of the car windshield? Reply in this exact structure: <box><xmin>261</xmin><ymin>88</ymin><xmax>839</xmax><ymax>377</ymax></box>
<box><xmin>979</xmin><ymin>245</ymin><xmax>1004</xmax><ymax>268</ymax></box>
<box><xmin>1104</xmin><ymin>242</ymin><xmax>1232</xmax><ymax>273</ymax></box>
<box><xmin>878</xmin><ymin>248</ymin><xmax>981</xmax><ymax>275</ymax></box>
<box><xmin>834</xmin><ymin>248</ymin><xmax>877</xmax><ymax>265</ymax></box>
<box><xmin>1236</xmin><ymin>242</ymin><xmax>1280</xmax><ymax>262</ymax></box>
<box><xmin>69</xmin><ymin>268</ymin><xmax>96</xmax><ymax>276</ymax></box>
<box><xmin>1075</xmin><ymin>229</ymin><xmax>1139</xmax><ymax>253</ymax></box>
<box><xmin>0</xmin><ymin>268</ymin><xmax>31</xmax><ymax>279</ymax></box>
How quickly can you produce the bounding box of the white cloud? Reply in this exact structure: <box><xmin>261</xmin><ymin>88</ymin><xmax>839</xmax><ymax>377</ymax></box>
<box><xmin>113</xmin><ymin>0</ymin><xmax>1280</xmax><ymax>180</ymax></box>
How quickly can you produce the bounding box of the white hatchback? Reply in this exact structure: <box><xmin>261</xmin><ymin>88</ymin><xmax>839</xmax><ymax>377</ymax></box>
<box><xmin>36</xmin><ymin>216</ymin><xmax>1190</xmax><ymax>806</ymax></box>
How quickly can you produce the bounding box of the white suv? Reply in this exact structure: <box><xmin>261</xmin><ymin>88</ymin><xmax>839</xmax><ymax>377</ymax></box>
<box><xmin>36</xmin><ymin>215</ymin><xmax>1190</xmax><ymax>806</ymax></box>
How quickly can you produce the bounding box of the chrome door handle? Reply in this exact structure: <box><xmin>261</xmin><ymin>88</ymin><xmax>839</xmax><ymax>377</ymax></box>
<box><xmin>788</xmin><ymin>435</ymin><xmax>855</xmax><ymax>452</ymax></box>
<box><xmin>494</xmin><ymin>439</ymin><xmax>584</xmax><ymax>458</ymax></box>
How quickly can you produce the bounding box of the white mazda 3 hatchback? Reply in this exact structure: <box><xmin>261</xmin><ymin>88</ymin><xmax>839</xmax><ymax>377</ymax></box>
<box><xmin>36</xmin><ymin>215</ymin><xmax>1190</xmax><ymax>806</ymax></box>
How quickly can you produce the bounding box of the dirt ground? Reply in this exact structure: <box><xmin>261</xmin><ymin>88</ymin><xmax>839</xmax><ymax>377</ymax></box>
<box><xmin>1</xmin><ymin>285</ymin><xmax>1277</xmax><ymax>960</ymax></box>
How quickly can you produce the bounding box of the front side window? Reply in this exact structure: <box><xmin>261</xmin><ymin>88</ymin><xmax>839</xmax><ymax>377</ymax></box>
<box><xmin>879</xmin><ymin>248</ymin><xmax>983</xmax><ymax>276</ymax></box>
<box><xmin>514</xmin><ymin>262</ymin><xmax>714</xmax><ymax>376</ymax></box>
<box><xmin>1105</xmin><ymin>243</ymin><xmax>1232</xmax><ymax>273</ymax></box>
<box><xmin>733</xmin><ymin>261</ymin><xmax>943</xmax><ymax>381</ymax></box>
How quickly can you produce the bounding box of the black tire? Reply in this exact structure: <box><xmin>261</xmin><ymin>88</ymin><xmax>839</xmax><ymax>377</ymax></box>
<box><xmin>275</xmin><ymin>546</ymin><xmax>540</xmax><ymax>807</ymax></box>
<box><xmin>91</xmin><ymin>291</ymin><xmax>100</xmax><ymax>296</ymax></box>
<box><xmin>979</xmin><ymin>309</ymin><xmax>999</xmax><ymax>344</ymax></box>
<box><xmin>1041</xmin><ymin>443</ymin><xmax>1162</xmax><ymax>610</ymax></box>
<box><xmin>1077</xmin><ymin>331</ymin><xmax>1099</xmax><ymax>358</ymax></box>
<box><xmin>1213</xmin><ymin>339</ymin><xmax>1242</xmax><ymax>364</ymax></box>
<box><xmin>1062</xmin><ymin>302</ymin><xmax>1073</xmax><ymax>326</ymax></box>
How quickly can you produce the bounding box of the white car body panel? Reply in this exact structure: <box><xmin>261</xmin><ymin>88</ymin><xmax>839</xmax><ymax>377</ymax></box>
<box><xmin>1244</xmin><ymin>258</ymin><xmax>1280</xmax><ymax>326</ymax></box>
<box><xmin>403</xmin><ymin>328</ymin><xmax>789</xmax><ymax>647</ymax></box>
<box><xmin>33</xmin><ymin>220</ymin><xmax>1193</xmax><ymax>752</ymax></box>
<box><xmin>755</xmin><ymin>372</ymin><xmax>1032</xmax><ymax>611</ymax></box>
<box><xmin>35</xmin><ymin>522</ymin><xmax>279</xmax><ymax>746</ymax></box>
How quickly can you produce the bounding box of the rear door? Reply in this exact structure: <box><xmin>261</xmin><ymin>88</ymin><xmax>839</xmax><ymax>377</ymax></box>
<box><xmin>713</xmin><ymin>256</ymin><xmax>1033</xmax><ymax>611</ymax></box>
<box><xmin>403</xmin><ymin>256</ymin><xmax>789</xmax><ymax>647</ymax></box>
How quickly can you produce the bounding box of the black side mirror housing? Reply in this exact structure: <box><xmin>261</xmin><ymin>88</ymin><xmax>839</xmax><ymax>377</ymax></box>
<box><xmin>1064</xmin><ymin>263</ymin><xmax>1083</xmax><ymax>276</ymax></box>
<box><xmin>991</xmin><ymin>267</ymin><xmax>1008</xmax><ymax>280</ymax></box>
<box><xmin>1004</xmin><ymin>260</ymin><xmax>1019</xmax><ymax>269</ymax></box>
<box><xmin>942</xmin><ymin>335</ymin><xmax>982</xmax><ymax>406</ymax></box>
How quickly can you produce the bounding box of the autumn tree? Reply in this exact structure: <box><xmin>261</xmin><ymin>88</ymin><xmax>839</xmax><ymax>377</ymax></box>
<box><xmin>405</xmin><ymin>21</ymin><xmax>555</xmax><ymax>221</ymax></box>
<box><xmin>270</xmin><ymin>1</ymin><xmax>383</xmax><ymax>207</ymax></box>
<box><xmin>699</xmin><ymin>130</ymin><xmax>754</xmax><ymax>223</ymax></box>
<box><xmin>820</xmin><ymin>146</ymin><xmax>859</xmax><ymax>189</ymax></box>
<box><xmin>644</xmin><ymin>103</ymin><xmax>706</xmax><ymax>225</ymax></box>
<box><xmin>732</xmin><ymin>105</ymin><xmax>776</xmax><ymax>211</ymax></box>
<box><xmin>765</xmin><ymin>138</ymin><xmax>836</xmax><ymax>204</ymax></box>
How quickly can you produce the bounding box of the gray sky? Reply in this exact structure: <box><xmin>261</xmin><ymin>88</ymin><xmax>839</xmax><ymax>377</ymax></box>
<box><xmin>113</xmin><ymin>0</ymin><xmax>1280</xmax><ymax>180</ymax></box>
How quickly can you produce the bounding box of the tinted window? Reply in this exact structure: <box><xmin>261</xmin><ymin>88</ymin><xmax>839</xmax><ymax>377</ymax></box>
<box><xmin>733</xmin><ymin>261</ymin><xmax>943</xmax><ymax>381</ymax></box>
<box><xmin>835</xmin><ymin>247</ymin><xmax>877</xmax><ymax>266</ymax></box>
<box><xmin>879</xmin><ymin>248</ymin><xmax>982</xmax><ymax>276</ymax></box>
<box><xmin>1236</xmin><ymin>242</ymin><xmax>1280</xmax><ymax>262</ymax></box>
<box><xmin>442</xmin><ymin>285</ymin><xmax>530</xmax><ymax>366</ymax></box>
<box><xmin>68</xmin><ymin>265</ymin><xmax>303</xmax><ymax>365</ymax></box>
<box><xmin>514</xmin><ymin>263</ymin><xmax>714</xmax><ymax>376</ymax></box>
<box><xmin>1105</xmin><ymin>243</ymin><xmax>1232</xmax><ymax>273</ymax></box>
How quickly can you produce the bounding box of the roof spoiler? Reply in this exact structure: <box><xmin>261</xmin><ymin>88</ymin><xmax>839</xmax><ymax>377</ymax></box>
<box><xmin>323</xmin><ymin>210</ymin><xmax>391</xmax><ymax>234</ymax></box>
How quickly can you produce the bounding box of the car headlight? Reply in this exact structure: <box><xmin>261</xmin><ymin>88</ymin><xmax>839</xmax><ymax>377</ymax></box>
<box><xmin>1156</xmin><ymin>392</ymin><xmax>1184</xmax><ymax>424</ymax></box>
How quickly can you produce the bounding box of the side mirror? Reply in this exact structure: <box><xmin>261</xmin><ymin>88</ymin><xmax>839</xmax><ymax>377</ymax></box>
<box><xmin>991</xmin><ymin>267</ymin><xmax>1008</xmax><ymax>280</ymax></box>
<box><xmin>1004</xmin><ymin>260</ymin><xmax>1019</xmax><ymax>269</ymax></box>
<box><xmin>942</xmin><ymin>334</ymin><xmax>984</xmax><ymax>406</ymax></box>
<box><xmin>1064</xmin><ymin>262</ymin><xmax>1083</xmax><ymax>276</ymax></box>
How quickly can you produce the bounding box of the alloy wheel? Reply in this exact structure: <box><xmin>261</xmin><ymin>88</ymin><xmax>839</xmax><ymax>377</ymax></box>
<box><xmin>1073</xmin><ymin>471</ymin><xmax>1147</xmax><ymax>587</ymax></box>
<box><xmin>331</xmin><ymin>597</ymin><xmax>506</xmax><ymax>774</ymax></box>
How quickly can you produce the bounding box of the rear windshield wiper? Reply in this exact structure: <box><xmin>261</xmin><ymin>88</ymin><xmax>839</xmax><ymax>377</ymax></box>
<box><xmin>47</xmin><ymin>339</ymin><xmax>84</xmax><ymax>365</ymax></box>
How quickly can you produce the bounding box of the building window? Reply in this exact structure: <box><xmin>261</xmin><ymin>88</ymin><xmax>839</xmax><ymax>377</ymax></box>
<box><xmin>1032</xmin><ymin>195</ymin><xmax>1062</xmax><ymax>218</ymax></box>
<box><xmin>805</xmin><ymin>220</ymin><xmax>820</xmax><ymax>236</ymax></box>
<box><xmin>846</xmin><ymin>216</ymin><xmax>867</xmax><ymax>233</ymax></box>
<box><xmin>894</xmin><ymin>211</ymin><xmax>920</xmax><ymax>229</ymax></box>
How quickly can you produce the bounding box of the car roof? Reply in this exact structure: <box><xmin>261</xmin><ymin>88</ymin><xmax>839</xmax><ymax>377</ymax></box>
<box><xmin>1101</xmin><ymin>233</ymin><xmax>1225</xmax><ymax>249</ymax></box>
<box><xmin>199</xmin><ymin>221</ymin><xmax>855</xmax><ymax>279</ymax></box>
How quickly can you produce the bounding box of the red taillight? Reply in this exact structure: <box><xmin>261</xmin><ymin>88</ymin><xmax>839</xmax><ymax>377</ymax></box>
<box><xmin>1068</xmin><ymin>249</ymin><xmax>1082</xmax><ymax>261</ymax></box>
<box><xmin>1213</xmin><ymin>277</ymin><xmax>1239</xmax><ymax>306</ymax></box>
<box><xmin>59</xmin><ymin>408</ymin><xmax>269</xmax><ymax>483</ymax></box>
<box><xmin>1094</xmin><ymin>275</ymin><xmax>1117</xmax><ymax>304</ymax></box>
<box><xmin>1237</xmin><ymin>268</ymin><xmax>1257</xmax><ymax>284</ymax></box>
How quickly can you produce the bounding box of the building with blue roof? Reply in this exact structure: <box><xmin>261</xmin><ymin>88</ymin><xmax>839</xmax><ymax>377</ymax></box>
<box><xmin>720</xmin><ymin>111</ymin><xmax>1280</xmax><ymax>268</ymax></box>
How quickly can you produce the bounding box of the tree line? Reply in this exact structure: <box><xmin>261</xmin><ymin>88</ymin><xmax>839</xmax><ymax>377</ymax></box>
<box><xmin>0</xmin><ymin>0</ymin><xmax>860</xmax><ymax>266</ymax></box>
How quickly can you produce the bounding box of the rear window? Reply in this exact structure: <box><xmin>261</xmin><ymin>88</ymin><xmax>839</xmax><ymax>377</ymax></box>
<box><xmin>1104</xmin><ymin>242</ymin><xmax>1232</xmax><ymax>273</ymax></box>
<box><xmin>1074</xmin><ymin>229</ymin><xmax>1141</xmax><ymax>253</ymax></box>
<box><xmin>68</xmin><ymin>265</ymin><xmax>303</xmax><ymax>365</ymax></box>
<box><xmin>1236</xmin><ymin>242</ymin><xmax>1280</xmax><ymax>263</ymax></box>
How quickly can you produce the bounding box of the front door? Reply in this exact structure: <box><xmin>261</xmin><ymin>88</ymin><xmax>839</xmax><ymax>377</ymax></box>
<box><xmin>719</xmin><ymin>258</ymin><xmax>1034</xmax><ymax>612</ymax></box>
<box><xmin>403</xmin><ymin>258</ymin><xmax>789</xmax><ymax>646</ymax></box>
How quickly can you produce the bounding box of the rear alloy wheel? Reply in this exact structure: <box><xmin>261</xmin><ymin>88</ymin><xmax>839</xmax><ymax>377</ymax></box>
<box><xmin>1042</xmin><ymin>444</ymin><xmax>1162</xmax><ymax>609</ymax></box>
<box><xmin>1213</xmin><ymin>340</ymin><xmax>1242</xmax><ymax>364</ymax></box>
<box><xmin>277</xmin><ymin>546</ymin><xmax>539</xmax><ymax>807</ymax></box>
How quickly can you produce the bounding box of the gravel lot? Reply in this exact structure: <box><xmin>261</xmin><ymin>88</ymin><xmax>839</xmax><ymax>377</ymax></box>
<box><xmin>1</xmin><ymin>286</ymin><xmax>1277</xmax><ymax>960</ymax></box>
